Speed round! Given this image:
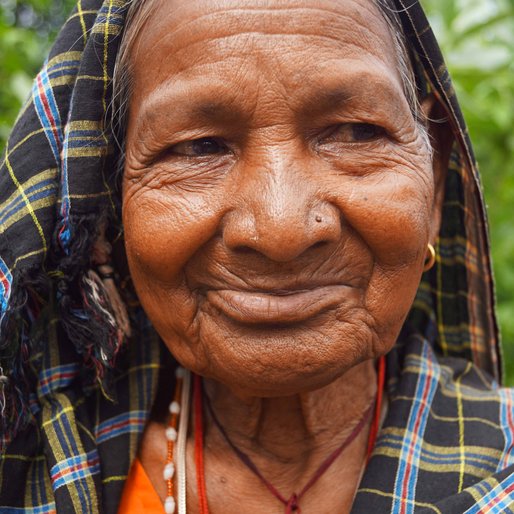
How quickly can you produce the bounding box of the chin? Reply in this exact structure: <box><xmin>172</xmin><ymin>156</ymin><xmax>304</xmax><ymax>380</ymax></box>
<box><xmin>166</xmin><ymin>305</ymin><xmax>379</xmax><ymax>397</ymax></box>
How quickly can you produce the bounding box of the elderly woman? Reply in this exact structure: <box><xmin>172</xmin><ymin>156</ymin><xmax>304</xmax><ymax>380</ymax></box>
<box><xmin>0</xmin><ymin>0</ymin><xmax>512</xmax><ymax>512</ymax></box>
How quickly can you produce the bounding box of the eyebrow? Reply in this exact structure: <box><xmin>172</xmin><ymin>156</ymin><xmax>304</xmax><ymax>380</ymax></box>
<box><xmin>136</xmin><ymin>84</ymin><xmax>247</xmax><ymax>132</ymax></box>
<box><xmin>134</xmin><ymin>67</ymin><xmax>407</xmax><ymax>136</ymax></box>
<box><xmin>192</xmin><ymin>101</ymin><xmax>243</xmax><ymax>123</ymax></box>
<box><xmin>296</xmin><ymin>72</ymin><xmax>408</xmax><ymax>123</ymax></box>
<box><xmin>300</xmin><ymin>88</ymin><xmax>354</xmax><ymax>117</ymax></box>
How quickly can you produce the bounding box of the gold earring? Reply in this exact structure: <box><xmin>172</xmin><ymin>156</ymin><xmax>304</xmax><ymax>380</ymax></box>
<box><xmin>423</xmin><ymin>243</ymin><xmax>436</xmax><ymax>271</ymax></box>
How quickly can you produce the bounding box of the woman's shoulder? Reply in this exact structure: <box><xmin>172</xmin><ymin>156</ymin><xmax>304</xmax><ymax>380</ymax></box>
<box><xmin>354</xmin><ymin>336</ymin><xmax>514</xmax><ymax>513</ymax></box>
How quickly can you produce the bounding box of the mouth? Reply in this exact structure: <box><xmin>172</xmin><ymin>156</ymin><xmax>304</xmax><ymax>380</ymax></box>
<box><xmin>206</xmin><ymin>285</ymin><xmax>351</xmax><ymax>325</ymax></box>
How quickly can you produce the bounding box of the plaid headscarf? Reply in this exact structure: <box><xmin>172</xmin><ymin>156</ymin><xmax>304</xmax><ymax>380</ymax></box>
<box><xmin>0</xmin><ymin>0</ymin><xmax>512</xmax><ymax>513</ymax></box>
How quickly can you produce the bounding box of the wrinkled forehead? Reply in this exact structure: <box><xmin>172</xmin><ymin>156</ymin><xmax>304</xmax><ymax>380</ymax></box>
<box><xmin>128</xmin><ymin>0</ymin><xmax>404</xmax><ymax>92</ymax></box>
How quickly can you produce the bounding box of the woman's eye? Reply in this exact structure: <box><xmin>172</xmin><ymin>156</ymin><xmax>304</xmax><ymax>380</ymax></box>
<box><xmin>170</xmin><ymin>137</ymin><xmax>227</xmax><ymax>157</ymax></box>
<box><xmin>351</xmin><ymin>123</ymin><xmax>385</xmax><ymax>141</ymax></box>
<box><xmin>322</xmin><ymin>123</ymin><xmax>386</xmax><ymax>144</ymax></box>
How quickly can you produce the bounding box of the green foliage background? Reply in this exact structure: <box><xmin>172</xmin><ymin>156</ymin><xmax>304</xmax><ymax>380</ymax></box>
<box><xmin>423</xmin><ymin>0</ymin><xmax>514</xmax><ymax>383</ymax></box>
<box><xmin>1</xmin><ymin>1</ymin><xmax>513</xmax><ymax>381</ymax></box>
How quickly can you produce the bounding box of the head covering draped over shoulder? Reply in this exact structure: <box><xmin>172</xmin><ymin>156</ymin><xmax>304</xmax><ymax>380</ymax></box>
<box><xmin>0</xmin><ymin>1</ymin><xmax>510</xmax><ymax>513</ymax></box>
<box><xmin>0</xmin><ymin>0</ymin><xmax>128</xmax><ymax>437</ymax></box>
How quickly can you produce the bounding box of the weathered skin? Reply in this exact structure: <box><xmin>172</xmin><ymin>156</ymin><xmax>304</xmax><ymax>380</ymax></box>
<box><xmin>122</xmin><ymin>0</ymin><xmax>449</xmax><ymax>511</ymax></box>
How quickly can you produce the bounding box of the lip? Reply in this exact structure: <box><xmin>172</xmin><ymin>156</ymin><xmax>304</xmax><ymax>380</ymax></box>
<box><xmin>207</xmin><ymin>285</ymin><xmax>351</xmax><ymax>325</ymax></box>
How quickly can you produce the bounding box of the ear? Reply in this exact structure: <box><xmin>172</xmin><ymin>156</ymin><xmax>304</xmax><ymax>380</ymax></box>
<box><xmin>420</xmin><ymin>94</ymin><xmax>454</xmax><ymax>244</ymax></box>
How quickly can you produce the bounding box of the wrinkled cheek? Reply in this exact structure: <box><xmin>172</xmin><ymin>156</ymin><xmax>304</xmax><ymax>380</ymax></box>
<box><xmin>362</xmin><ymin>244</ymin><xmax>428</xmax><ymax>356</ymax></box>
<box><xmin>138</xmin><ymin>275</ymin><xmax>199</xmax><ymax>337</ymax></box>
<box><xmin>126</xmin><ymin>253</ymin><xmax>207</xmax><ymax>367</ymax></box>
<box><xmin>121</xmin><ymin>188</ymin><xmax>225</xmax><ymax>352</ymax></box>
<box><xmin>132</xmin><ymin>273</ymin><xmax>207</xmax><ymax>368</ymax></box>
<box><xmin>331</xmin><ymin>173</ymin><xmax>434</xmax><ymax>352</ymax></box>
<box><xmin>333</xmin><ymin>175</ymin><xmax>433</xmax><ymax>267</ymax></box>
<box><xmin>122</xmin><ymin>190</ymin><xmax>223</xmax><ymax>284</ymax></box>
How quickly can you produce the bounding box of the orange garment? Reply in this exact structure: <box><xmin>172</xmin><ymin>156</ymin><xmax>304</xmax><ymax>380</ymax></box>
<box><xmin>118</xmin><ymin>457</ymin><xmax>164</xmax><ymax>513</ymax></box>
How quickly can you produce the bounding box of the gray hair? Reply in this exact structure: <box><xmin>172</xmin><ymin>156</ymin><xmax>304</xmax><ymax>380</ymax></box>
<box><xmin>112</xmin><ymin>0</ymin><xmax>432</xmax><ymax>170</ymax></box>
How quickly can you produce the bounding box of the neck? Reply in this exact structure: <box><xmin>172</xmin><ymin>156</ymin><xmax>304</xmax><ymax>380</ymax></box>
<box><xmin>202</xmin><ymin>360</ymin><xmax>377</xmax><ymax>467</ymax></box>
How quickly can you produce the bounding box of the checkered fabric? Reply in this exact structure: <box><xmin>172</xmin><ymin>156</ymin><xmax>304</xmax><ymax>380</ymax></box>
<box><xmin>0</xmin><ymin>0</ymin><xmax>512</xmax><ymax>512</ymax></box>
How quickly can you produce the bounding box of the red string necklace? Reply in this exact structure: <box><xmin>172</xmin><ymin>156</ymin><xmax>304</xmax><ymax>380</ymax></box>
<box><xmin>193</xmin><ymin>356</ymin><xmax>386</xmax><ymax>514</ymax></box>
<box><xmin>194</xmin><ymin>374</ymin><xmax>209</xmax><ymax>513</ymax></box>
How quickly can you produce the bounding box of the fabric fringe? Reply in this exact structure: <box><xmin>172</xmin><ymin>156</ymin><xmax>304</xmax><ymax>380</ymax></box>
<box><xmin>0</xmin><ymin>270</ymin><xmax>48</xmax><ymax>451</ymax></box>
<box><xmin>0</xmin><ymin>214</ymin><xmax>128</xmax><ymax>450</ymax></box>
<box><xmin>55</xmin><ymin>215</ymin><xmax>126</xmax><ymax>383</ymax></box>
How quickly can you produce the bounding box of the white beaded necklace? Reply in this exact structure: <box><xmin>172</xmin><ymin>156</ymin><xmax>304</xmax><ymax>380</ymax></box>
<box><xmin>164</xmin><ymin>367</ymin><xmax>191</xmax><ymax>514</ymax></box>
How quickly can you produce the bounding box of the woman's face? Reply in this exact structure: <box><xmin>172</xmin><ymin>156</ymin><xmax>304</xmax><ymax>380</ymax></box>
<box><xmin>123</xmin><ymin>0</ymin><xmax>443</xmax><ymax>396</ymax></box>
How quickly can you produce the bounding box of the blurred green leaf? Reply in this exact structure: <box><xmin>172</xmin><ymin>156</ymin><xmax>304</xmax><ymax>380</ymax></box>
<box><xmin>423</xmin><ymin>0</ymin><xmax>514</xmax><ymax>384</ymax></box>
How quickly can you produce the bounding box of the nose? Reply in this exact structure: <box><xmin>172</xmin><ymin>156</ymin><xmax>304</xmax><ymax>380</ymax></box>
<box><xmin>222</xmin><ymin>165</ymin><xmax>342</xmax><ymax>263</ymax></box>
